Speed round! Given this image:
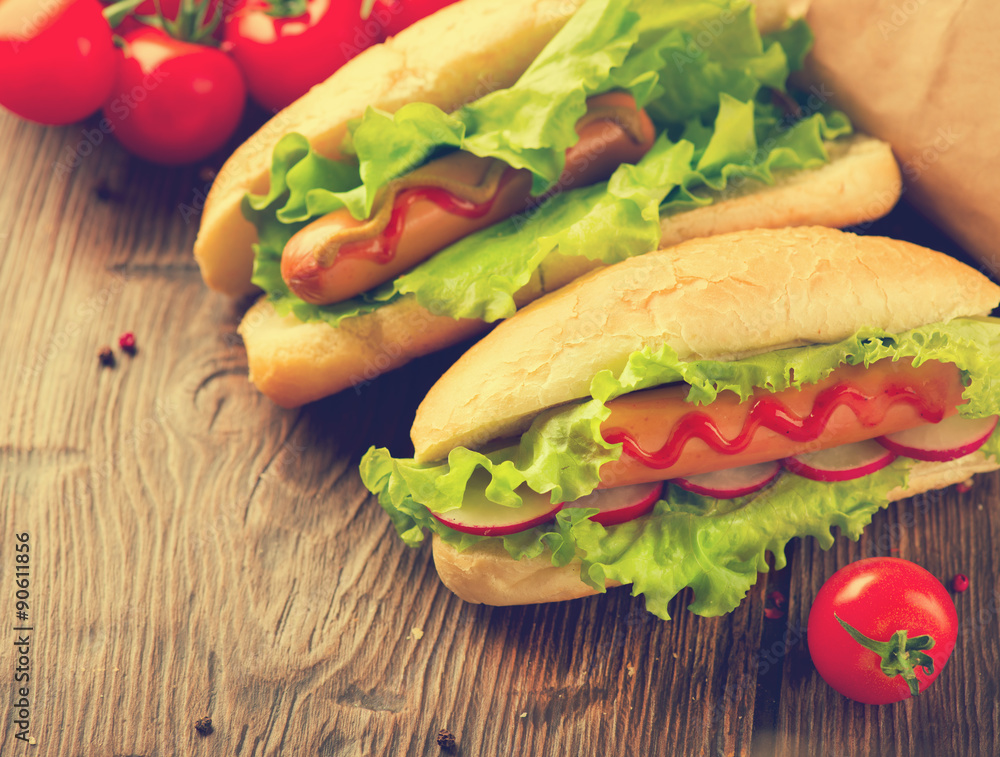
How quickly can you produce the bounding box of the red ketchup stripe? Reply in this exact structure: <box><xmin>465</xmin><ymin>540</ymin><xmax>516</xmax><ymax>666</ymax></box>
<box><xmin>603</xmin><ymin>381</ymin><xmax>950</xmax><ymax>470</ymax></box>
<box><xmin>337</xmin><ymin>168</ymin><xmax>520</xmax><ymax>264</ymax></box>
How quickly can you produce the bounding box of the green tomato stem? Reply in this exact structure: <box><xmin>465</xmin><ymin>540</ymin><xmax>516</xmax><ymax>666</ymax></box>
<box><xmin>135</xmin><ymin>0</ymin><xmax>222</xmax><ymax>45</ymax></box>
<box><xmin>835</xmin><ymin>614</ymin><xmax>936</xmax><ymax>698</ymax></box>
<box><xmin>104</xmin><ymin>0</ymin><xmax>148</xmax><ymax>28</ymax></box>
<box><xmin>264</xmin><ymin>0</ymin><xmax>310</xmax><ymax>19</ymax></box>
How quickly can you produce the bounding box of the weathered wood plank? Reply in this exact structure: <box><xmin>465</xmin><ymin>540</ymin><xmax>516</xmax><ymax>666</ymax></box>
<box><xmin>1</xmin><ymin>105</ymin><xmax>997</xmax><ymax>757</ymax></box>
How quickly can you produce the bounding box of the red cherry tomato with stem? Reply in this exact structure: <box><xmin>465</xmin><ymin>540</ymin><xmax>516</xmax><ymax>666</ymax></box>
<box><xmin>0</xmin><ymin>0</ymin><xmax>118</xmax><ymax>125</ymax></box>
<box><xmin>223</xmin><ymin>0</ymin><xmax>382</xmax><ymax>113</ymax></box>
<box><xmin>807</xmin><ymin>557</ymin><xmax>958</xmax><ymax>705</ymax></box>
<box><xmin>102</xmin><ymin>26</ymin><xmax>246</xmax><ymax>164</ymax></box>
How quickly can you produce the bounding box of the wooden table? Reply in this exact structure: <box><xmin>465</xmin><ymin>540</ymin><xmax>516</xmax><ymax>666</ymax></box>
<box><xmin>1</xmin><ymin>107</ymin><xmax>997</xmax><ymax>757</ymax></box>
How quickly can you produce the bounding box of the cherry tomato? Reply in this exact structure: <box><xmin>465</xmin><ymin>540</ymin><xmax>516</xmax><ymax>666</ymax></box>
<box><xmin>101</xmin><ymin>26</ymin><xmax>246</xmax><ymax>164</ymax></box>
<box><xmin>223</xmin><ymin>0</ymin><xmax>382</xmax><ymax>113</ymax></box>
<box><xmin>808</xmin><ymin>557</ymin><xmax>958</xmax><ymax>705</ymax></box>
<box><xmin>0</xmin><ymin>0</ymin><xmax>118</xmax><ymax>125</ymax></box>
<box><xmin>378</xmin><ymin>0</ymin><xmax>459</xmax><ymax>38</ymax></box>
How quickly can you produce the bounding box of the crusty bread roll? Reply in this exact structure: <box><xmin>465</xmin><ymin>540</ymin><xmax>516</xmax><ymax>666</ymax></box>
<box><xmin>194</xmin><ymin>0</ymin><xmax>810</xmax><ymax>297</ymax></box>
<box><xmin>412</xmin><ymin>226</ymin><xmax>1000</xmax><ymax>462</ymax></box>
<box><xmin>241</xmin><ymin>135</ymin><xmax>901</xmax><ymax>408</ymax></box>
<box><xmin>431</xmin><ymin>448</ymin><xmax>1000</xmax><ymax>607</ymax></box>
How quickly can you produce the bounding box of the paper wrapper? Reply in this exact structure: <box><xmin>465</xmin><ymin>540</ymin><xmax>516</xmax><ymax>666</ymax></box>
<box><xmin>803</xmin><ymin>0</ymin><xmax>1000</xmax><ymax>278</ymax></box>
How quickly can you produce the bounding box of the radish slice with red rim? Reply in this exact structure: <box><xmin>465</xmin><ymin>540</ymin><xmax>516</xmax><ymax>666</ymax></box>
<box><xmin>876</xmin><ymin>414</ymin><xmax>999</xmax><ymax>462</ymax></box>
<box><xmin>564</xmin><ymin>481</ymin><xmax>663</xmax><ymax>526</ymax></box>
<box><xmin>432</xmin><ymin>485</ymin><xmax>562</xmax><ymax>536</ymax></box>
<box><xmin>783</xmin><ymin>440</ymin><xmax>897</xmax><ymax>482</ymax></box>
<box><xmin>673</xmin><ymin>460</ymin><xmax>781</xmax><ymax>498</ymax></box>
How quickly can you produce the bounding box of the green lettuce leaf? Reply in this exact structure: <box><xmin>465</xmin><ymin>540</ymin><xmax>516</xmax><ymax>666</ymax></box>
<box><xmin>360</xmin><ymin>317</ymin><xmax>1000</xmax><ymax>619</ymax></box>
<box><xmin>246</xmin><ymin>0</ymin><xmax>852</xmax><ymax>328</ymax></box>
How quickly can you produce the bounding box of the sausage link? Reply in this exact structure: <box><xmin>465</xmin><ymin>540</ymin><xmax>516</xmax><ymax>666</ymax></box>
<box><xmin>597</xmin><ymin>359</ymin><xmax>965</xmax><ymax>488</ymax></box>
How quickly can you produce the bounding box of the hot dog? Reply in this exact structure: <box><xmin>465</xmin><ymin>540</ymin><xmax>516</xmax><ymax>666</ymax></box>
<box><xmin>280</xmin><ymin>93</ymin><xmax>656</xmax><ymax>305</ymax></box>
<box><xmin>361</xmin><ymin>227</ymin><xmax>1000</xmax><ymax>619</ymax></box>
<box><xmin>195</xmin><ymin>0</ymin><xmax>904</xmax><ymax>407</ymax></box>
<box><xmin>280</xmin><ymin>150</ymin><xmax>538</xmax><ymax>305</ymax></box>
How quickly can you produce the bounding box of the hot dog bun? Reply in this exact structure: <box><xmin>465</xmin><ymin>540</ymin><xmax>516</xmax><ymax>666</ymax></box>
<box><xmin>399</xmin><ymin>227</ymin><xmax>1000</xmax><ymax>609</ymax></box>
<box><xmin>194</xmin><ymin>0</ymin><xmax>810</xmax><ymax>297</ymax></box>
<box><xmin>240</xmin><ymin>135</ymin><xmax>901</xmax><ymax>408</ymax></box>
<box><xmin>411</xmin><ymin>226</ymin><xmax>998</xmax><ymax>463</ymax></box>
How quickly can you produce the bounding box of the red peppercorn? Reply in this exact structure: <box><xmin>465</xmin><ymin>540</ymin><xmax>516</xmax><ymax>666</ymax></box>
<box><xmin>118</xmin><ymin>332</ymin><xmax>137</xmax><ymax>354</ymax></box>
<box><xmin>764</xmin><ymin>589</ymin><xmax>786</xmax><ymax>619</ymax></box>
<box><xmin>952</xmin><ymin>574</ymin><xmax>970</xmax><ymax>593</ymax></box>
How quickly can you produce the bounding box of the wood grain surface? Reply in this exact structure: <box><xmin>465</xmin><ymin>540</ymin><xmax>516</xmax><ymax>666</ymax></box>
<box><xmin>1</xmin><ymin>107</ymin><xmax>997</xmax><ymax>757</ymax></box>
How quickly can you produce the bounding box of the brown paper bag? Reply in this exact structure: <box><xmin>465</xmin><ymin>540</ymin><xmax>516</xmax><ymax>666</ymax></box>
<box><xmin>804</xmin><ymin>0</ymin><xmax>1000</xmax><ymax>278</ymax></box>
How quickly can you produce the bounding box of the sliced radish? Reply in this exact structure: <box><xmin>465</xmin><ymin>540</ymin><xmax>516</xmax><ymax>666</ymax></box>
<box><xmin>673</xmin><ymin>461</ymin><xmax>781</xmax><ymax>499</ymax></box>
<box><xmin>563</xmin><ymin>482</ymin><xmax>664</xmax><ymax>527</ymax></box>
<box><xmin>431</xmin><ymin>485</ymin><xmax>562</xmax><ymax>536</ymax></box>
<box><xmin>783</xmin><ymin>439</ymin><xmax>898</xmax><ymax>482</ymax></box>
<box><xmin>876</xmin><ymin>414</ymin><xmax>999</xmax><ymax>462</ymax></box>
